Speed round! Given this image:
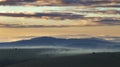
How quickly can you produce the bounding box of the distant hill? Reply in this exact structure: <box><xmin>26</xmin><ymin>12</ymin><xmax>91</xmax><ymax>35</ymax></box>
<box><xmin>0</xmin><ymin>37</ymin><xmax>119</xmax><ymax>49</ymax></box>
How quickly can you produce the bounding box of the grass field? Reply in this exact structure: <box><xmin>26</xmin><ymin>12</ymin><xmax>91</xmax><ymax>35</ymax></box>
<box><xmin>0</xmin><ymin>48</ymin><xmax>119</xmax><ymax>67</ymax></box>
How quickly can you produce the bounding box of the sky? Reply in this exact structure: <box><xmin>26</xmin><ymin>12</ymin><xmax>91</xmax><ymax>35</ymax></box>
<box><xmin>0</xmin><ymin>0</ymin><xmax>120</xmax><ymax>42</ymax></box>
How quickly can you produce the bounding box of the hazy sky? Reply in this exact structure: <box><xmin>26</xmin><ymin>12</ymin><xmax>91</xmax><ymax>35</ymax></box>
<box><xmin>0</xmin><ymin>0</ymin><xmax>120</xmax><ymax>42</ymax></box>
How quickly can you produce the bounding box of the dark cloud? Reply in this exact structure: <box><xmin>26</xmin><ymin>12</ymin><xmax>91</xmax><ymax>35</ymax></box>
<box><xmin>96</xmin><ymin>19</ymin><xmax>120</xmax><ymax>25</ymax></box>
<box><xmin>0</xmin><ymin>13</ymin><xmax>84</xmax><ymax>20</ymax></box>
<box><xmin>62</xmin><ymin>0</ymin><xmax>117</xmax><ymax>5</ymax></box>
<box><xmin>0</xmin><ymin>0</ymin><xmax>36</xmax><ymax>2</ymax></box>
<box><xmin>0</xmin><ymin>2</ymin><xmax>20</xmax><ymax>5</ymax></box>
<box><xmin>95</xmin><ymin>4</ymin><xmax>120</xmax><ymax>7</ymax></box>
<box><xmin>0</xmin><ymin>0</ymin><xmax>120</xmax><ymax>6</ymax></box>
<box><xmin>0</xmin><ymin>23</ymin><xmax>81</xmax><ymax>28</ymax></box>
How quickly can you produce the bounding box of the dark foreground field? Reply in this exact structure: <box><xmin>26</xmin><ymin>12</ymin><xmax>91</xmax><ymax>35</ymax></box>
<box><xmin>0</xmin><ymin>48</ymin><xmax>120</xmax><ymax>67</ymax></box>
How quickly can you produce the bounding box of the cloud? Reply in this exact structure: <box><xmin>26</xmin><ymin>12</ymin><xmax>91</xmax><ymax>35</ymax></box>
<box><xmin>0</xmin><ymin>13</ymin><xmax>120</xmax><ymax>28</ymax></box>
<box><xmin>62</xmin><ymin>0</ymin><xmax>114</xmax><ymax>5</ymax></box>
<box><xmin>96</xmin><ymin>19</ymin><xmax>120</xmax><ymax>25</ymax></box>
<box><xmin>0</xmin><ymin>23</ymin><xmax>82</xmax><ymax>28</ymax></box>
<box><xmin>0</xmin><ymin>12</ymin><xmax>84</xmax><ymax>20</ymax></box>
<box><xmin>0</xmin><ymin>1</ymin><xmax>120</xmax><ymax>27</ymax></box>
<box><xmin>0</xmin><ymin>0</ymin><xmax>120</xmax><ymax>6</ymax></box>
